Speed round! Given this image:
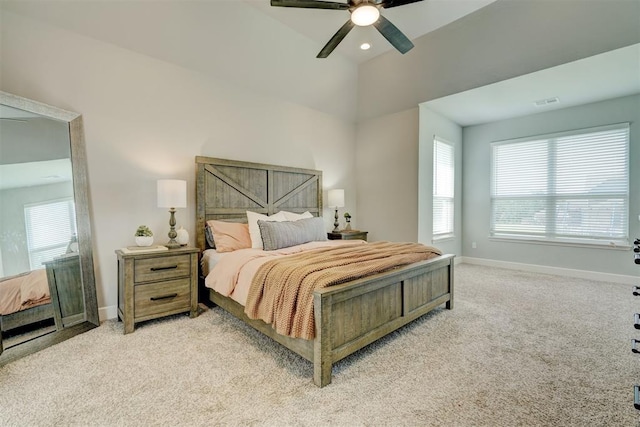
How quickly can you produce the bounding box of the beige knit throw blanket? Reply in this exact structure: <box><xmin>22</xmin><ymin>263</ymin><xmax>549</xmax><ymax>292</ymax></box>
<box><xmin>244</xmin><ymin>241</ymin><xmax>442</xmax><ymax>340</ymax></box>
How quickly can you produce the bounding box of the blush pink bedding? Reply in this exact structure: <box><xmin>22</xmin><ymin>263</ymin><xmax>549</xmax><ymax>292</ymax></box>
<box><xmin>204</xmin><ymin>240</ymin><xmax>366</xmax><ymax>306</ymax></box>
<box><xmin>0</xmin><ymin>269</ymin><xmax>51</xmax><ymax>315</ymax></box>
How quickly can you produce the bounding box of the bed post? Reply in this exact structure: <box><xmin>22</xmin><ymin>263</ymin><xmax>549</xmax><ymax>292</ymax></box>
<box><xmin>313</xmin><ymin>292</ymin><xmax>333</xmax><ymax>387</ymax></box>
<box><xmin>446</xmin><ymin>258</ymin><xmax>455</xmax><ymax>310</ymax></box>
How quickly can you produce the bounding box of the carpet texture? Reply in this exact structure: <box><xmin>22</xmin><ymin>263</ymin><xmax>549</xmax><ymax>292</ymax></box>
<box><xmin>1</xmin><ymin>264</ymin><xmax>639</xmax><ymax>426</ymax></box>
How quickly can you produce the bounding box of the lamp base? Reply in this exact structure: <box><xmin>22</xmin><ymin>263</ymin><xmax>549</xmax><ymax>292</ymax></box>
<box><xmin>166</xmin><ymin>207</ymin><xmax>180</xmax><ymax>249</ymax></box>
<box><xmin>333</xmin><ymin>207</ymin><xmax>340</xmax><ymax>232</ymax></box>
<box><xmin>165</xmin><ymin>239</ymin><xmax>181</xmax><ymax>249</ymax></box>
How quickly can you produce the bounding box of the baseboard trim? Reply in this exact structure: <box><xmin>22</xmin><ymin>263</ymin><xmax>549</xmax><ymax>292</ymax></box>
<box><xmin>99</xmin><ymin>305</ymin><xmax>118</xmax><ymax>322</ymax></box>
<box><xmin>460</xmin><ymin>256</ymin><xmax>637</xmax><ymax>285</ymax></box>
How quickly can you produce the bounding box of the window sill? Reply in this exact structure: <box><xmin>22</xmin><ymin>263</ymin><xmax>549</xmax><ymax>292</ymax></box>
<box><xmin>488</xmin><ymin>236</ymin><xmax>630</xmax><ymax>251</ymax></box>
<box><xmin>433</xmin><ymin>235</ymin><xmax>455</xmax><ymax>243</ymax></box>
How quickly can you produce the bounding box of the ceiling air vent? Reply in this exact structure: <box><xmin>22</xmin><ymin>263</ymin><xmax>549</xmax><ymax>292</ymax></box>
<box><xmin>533</xmin><ymin>97</ymin><xmax>560</xmax><ymax>107</ymax></box>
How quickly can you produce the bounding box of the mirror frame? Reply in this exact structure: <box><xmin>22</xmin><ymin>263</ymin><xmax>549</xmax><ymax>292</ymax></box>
<box><xmin>0</xmin><ymin>91</ymin><xmax>99</xmax><ymax>364</ymax></box>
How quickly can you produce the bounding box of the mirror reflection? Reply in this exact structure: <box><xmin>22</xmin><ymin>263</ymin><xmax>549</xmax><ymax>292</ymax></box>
<box><xmin>0</xmin><ymin>103</ymin><xmax>84</xmax><ymax>349</ymax></box>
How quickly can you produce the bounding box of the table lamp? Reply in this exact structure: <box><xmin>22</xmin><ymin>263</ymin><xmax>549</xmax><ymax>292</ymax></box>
<box><xmin>328</xmin><ymin>189</ymin><xmax>345</xmax><ymax>233</ymax></box>
<box><xmin>157</xmin><ymin>179</ymin><xmax>187</xmax><ymax>249</ymax></box>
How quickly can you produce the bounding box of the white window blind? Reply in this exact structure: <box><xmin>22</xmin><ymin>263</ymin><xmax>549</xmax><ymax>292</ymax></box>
<box><xmin>433</xmin><ymin>137</ymin><xmax>455</xmax><ymax>240</ymax></box>
<box><xmin>491</xmin><ymin>123</ymin><xmax>629</xmax><ymax>246</ymax></box>
<box><xmin>25</xmin><ymin>198</ymin><xmax>77</xmax><ymax>269</ymax></box>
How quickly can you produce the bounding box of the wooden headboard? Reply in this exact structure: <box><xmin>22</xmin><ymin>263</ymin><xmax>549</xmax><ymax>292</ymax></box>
<box><xmin>195</xmin><ymin>156</ymin><xmax>323</xmax><ymax>251</ymax></box>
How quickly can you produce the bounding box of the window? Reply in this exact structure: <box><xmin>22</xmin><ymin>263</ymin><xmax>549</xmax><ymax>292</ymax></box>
<box><xmin>491</xmin><ymin>123</ymin><xmax>629</xmax><ymax>246</ymax></box>
<box><xmin>433</xmin><ymin>137</ymin><xmax>455</xmax><ymax>240</ymax></box>
<box><xmin>24</xmin><ymin>198</ymin><xmax>77</xmax><ymax>269</ymax></box>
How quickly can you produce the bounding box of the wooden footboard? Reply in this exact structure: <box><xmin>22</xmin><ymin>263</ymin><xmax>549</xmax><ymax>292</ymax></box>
<box><xmin>1</xmin><ymin>303</ymin><xmax>55</xmax><ymax>332</ymax></box>
<box><xmin>208</xmin><ymin>253</ymin><xmax>454</xmax><ymax>387</ymax></box>
<box><xmin>313</xmin><ymin>253</ymin><xmax>454</xmax><ymax>386</ymax></box>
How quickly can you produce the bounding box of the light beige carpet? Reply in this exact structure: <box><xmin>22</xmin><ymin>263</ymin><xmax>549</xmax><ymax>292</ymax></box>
<box><xmin>1</xmin><ymin>264</ymin><xmax>638</xmax><ymax>426</ymax></box>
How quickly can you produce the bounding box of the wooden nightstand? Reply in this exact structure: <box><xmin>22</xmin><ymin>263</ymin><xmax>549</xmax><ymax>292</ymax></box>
<box><xmin>327</xmin><ymin>230</ymin><xmax>368</xmax><ymax>241</ymax></box>
<box><xmin>115</xmin><ymin>247</ymin><xmax>199</xmax><ymax>334</ymax></box>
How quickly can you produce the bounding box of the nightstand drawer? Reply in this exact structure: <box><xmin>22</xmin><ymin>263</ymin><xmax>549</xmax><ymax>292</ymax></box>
<box><xmin>134</xmin><ymin>278</ymin><xmax>191</xmax><ymax>320</ymax></box>
<box><xmin>134</xmin><ymin>254</ymin><xmax>191</xmax><ymax>284</ymax></box>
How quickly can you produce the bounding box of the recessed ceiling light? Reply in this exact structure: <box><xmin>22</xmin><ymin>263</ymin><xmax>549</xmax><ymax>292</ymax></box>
<box><xmin>360</xmin><ymin>43</ymin><xmax>371</xmax><ymax>51</ymax></box>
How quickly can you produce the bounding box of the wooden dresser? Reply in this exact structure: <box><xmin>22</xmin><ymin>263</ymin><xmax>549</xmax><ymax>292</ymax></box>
<box><xmin>115</xmin><ymin>247</ymin><xmax>199</xmax><ymax>334</ymax></box>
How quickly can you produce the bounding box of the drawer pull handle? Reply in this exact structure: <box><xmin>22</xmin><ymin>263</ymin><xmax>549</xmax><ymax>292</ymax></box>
<box><xmin>150</xmin><ymin>265</ymin><xmax>178</xmax><ymax>272</ymax></box>
<box><xmin>634</xmin><ymin>286</ymin><xmax>640</xmax><ymax>296</ymax></box>
<box><xmin>635</xmin><ymin>385</ymin><xmax>640</xmax><ymax>410</ymax></box>
<box><xmin>635</xmin><ymin>313</ymin><xmax>640</xmax><ymax>329</ymax></box>
<box><xmin>150</xmin><ymin>293</ymin><xmax>178</xmax><ymax>301</ymax></box>
<box><xmin>633</xmin><ymin>339</ymin><xmax>640</xmax><ymax>354</ymax></box>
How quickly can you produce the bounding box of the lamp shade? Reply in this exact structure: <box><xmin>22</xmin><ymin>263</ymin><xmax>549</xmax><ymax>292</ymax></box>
<box><xmin>328</xmin><ymin>189</ymin><xmax>345</xmax><ymax>208</ymax></box>
<box><xmin>157</xmin><ymin>179</ymin><xmax>187</xmax><ymax>208</ymax></box>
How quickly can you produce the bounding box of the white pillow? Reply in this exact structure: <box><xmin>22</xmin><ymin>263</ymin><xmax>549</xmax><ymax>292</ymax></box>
<box><xmin>280</xmin><ymin>210</ymin><xmax>314</xmax><ymax>221</ymax></box>
<box><xmin>246</xmin><ymin>210</ymin><xmax>287</xmax><ymax>249</ymax></box>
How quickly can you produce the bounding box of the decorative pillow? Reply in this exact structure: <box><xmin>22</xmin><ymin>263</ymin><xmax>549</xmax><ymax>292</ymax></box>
<box><xmin>246</xmin><ymin>210</ymin><xmax>288</xmax><ymax>249</ymax></box>
<box><xmin>280</xmin><ymin>210</ymin><xmax>314</xmax><ymax>221</ymax></box>
<box><xmin>258</xmin><ymin>217</ymin><xmax>327</xmax><ymax>251</ymax></box>
<box><xmin>206</xmin><ymin>220</ymin><xmax>251</xmax><ymax>253</ymax></box>
<box><xmin>205</xmin><ymin>224</ymin><xmax>216</xmax><ymax>249</ymax></box>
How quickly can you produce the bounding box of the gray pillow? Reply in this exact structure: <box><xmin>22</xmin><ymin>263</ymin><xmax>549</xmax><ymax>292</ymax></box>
<box><xmin>258</xmin><ymin>217</ymin><xmax>327</xmax><ymax>251</ymax></box>
<box><xmin>205</xmin><ymin>225</ymin><xmax>215</xmax><ymax>249</ymax></box>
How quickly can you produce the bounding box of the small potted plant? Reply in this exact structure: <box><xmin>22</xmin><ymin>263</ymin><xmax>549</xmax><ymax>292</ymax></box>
<box><xmin>134</xmin><ymin>225</ymin><xmax>154</xmax><ymax>247</ymax></box>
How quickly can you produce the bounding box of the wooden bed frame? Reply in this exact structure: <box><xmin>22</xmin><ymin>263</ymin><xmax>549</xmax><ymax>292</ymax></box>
<box><xmin>1</xmin><ymin>303</ymin><xmax>54</xmax><ymax>332</ymax></box>
<box><xmin>196</xmin><ymin>156</ymin><xmax>454</xmax><ymax>387</ymax></box>
<box><xmin>0</xmin><ymin>270</ymin><xmax>56</xmax><ymax>333</ymax></box>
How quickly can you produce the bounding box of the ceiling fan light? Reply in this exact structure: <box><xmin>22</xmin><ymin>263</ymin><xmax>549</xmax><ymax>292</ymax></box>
<box><xmin>351</xmin><ymin>5</ymin><xmax>380</xmax><ymax>26</ymax></box>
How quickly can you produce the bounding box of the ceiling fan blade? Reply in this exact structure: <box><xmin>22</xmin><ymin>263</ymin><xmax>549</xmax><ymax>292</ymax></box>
<box><xmin>380</xmin><ymin>0</ymin><xmax>424</xmax><ymax>8</ymax></box>
<box><xmin>271</xmin><ymin>0</ymin><xmax>349</xmax><ymax>10</ymax></box>
<box><xmin>317</xmin><ymin>20</ymin><xmax>356</xmax><ymax>58</ymax></box>
<box><xmin>373</xmin><ymin>15</ymin><xmax>414</xmax><ymax>54</ymax></box>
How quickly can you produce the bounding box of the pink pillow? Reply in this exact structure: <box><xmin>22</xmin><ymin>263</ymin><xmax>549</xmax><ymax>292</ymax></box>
<box><xmin>207</xmin><ymin>220</ymin><xmax>251</xmax><ymax>253</ymax></box>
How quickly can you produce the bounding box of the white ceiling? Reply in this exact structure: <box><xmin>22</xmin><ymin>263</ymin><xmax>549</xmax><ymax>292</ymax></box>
<box><xmin>0</xmin><ymin>0</ymin><xmax>496</xmax><ymax>64</ymax></box>
<box><xmin>0</xmin><ymin>159</ymin><xmax>72</xmax><ymax>191</ymax></box>
<box><xmin>1</xmin><ymin>0</ymin><xmax>636</xmax><ymax>124</ymax></box>
<box><xmin>423</xmin><ymin>43</ymin><xmax>640</xmax><ymax>126</ymax></box>
<box><xmin>0</xmin><ymin>103</ymin><xmax>72</xmax><ymax>190</ymax></box>
<box><xmin>248</xmin><ymin>0</ymin><xmax>496</xmax><ymax>63</ymax></box>
<box><xmin>0</xmin><ymin>0</ymin><xmax>497</xmax><ymax>121</ymax></box>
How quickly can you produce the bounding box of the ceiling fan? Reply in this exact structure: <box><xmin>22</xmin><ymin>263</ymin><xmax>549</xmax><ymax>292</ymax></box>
<box><xmin>270</xmin><ymin>0</ymin><xmax>424</xmax><ymax>58</ymax></box>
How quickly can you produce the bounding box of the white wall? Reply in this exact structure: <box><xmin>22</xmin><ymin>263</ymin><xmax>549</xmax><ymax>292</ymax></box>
<box><xmin>462</xmin><ymin>94</ymin><xmax>640</xmax><ymax>277</ymax></box>
<box><xmin>1</xmin><ymin>12</ymin><xmax>358</xmax><ymax>318</ymax></box>
<box><xmin>417</xmin><ymin>106</ymin><xmax>462</xmax><ymax>255</ymax></box>
<box><xmin>355</xmin><ymin>108</ymin><xmax>419</xmax><ymax>242</ymax></box>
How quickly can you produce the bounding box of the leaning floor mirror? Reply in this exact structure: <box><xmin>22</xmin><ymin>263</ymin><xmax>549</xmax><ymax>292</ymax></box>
<box><xmin>0</xmin><ymin>91</ymin><xmax>99</xmax><ymax>364</ymax></box>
